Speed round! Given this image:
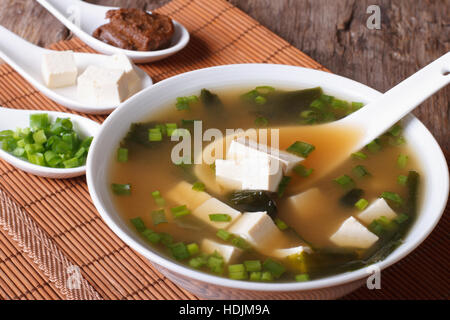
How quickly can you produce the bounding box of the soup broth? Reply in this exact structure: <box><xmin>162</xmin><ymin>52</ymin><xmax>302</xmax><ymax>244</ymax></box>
<box><xmin>109</xmin><ymin>86</ymin><xmax>421</xmax><ymax>282</ymax></box>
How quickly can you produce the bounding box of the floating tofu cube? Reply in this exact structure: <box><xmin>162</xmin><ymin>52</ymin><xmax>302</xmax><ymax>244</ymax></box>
<box><xmin>357</xmin><ymin>198</ymin><xmax>398</xmax><ymax>225</ymax></box>
<box><xmin>41</xmin><ymin>50</ymin><xmax>77</xmax><ymax>88</ymax></box>
<box><xmin>228</xmin><ymin>137</ymin><xmax>303</xmax><ymax>174</ymax></box>
<box><xmin>330</xmin><ymin>216</ymin><xmax>379</xmax><ymax>249</ymax></box>
<box><xmin>228</xmin><ymin>211</ymin><xmax>285</xmax><ymax>251</ymax></box>
<box><xmin>215</xmin><ymin>159</ymin><xmax>243</xmax><ymax>190</ymax></box>
<box><xmin>104</xmin><ymin>53</ymin><xmax>141</xmax><ymax>97</ymax></box>
<box><xmin>193</xmin><ymin>198</ymin><xmax>242</xmax><ymax>229</ymax></box>
<box><xmin>270</xmin><ymin>245</ymin><xmax>312</xmax><ymax>259</ymax></box>
<box><xmin>201</xmin><ymin>239</ymin><xmax>242</xmax><ymax>264</ymax></box>
<box><xmin>165</xmin><ymin>181</ymin><xmax>211</xmax><ymax>210</ymax></box>
<box><xmin>77</xmin><ymin>65</ymin><xmax>128</xmax><ymax>106</ymax></box>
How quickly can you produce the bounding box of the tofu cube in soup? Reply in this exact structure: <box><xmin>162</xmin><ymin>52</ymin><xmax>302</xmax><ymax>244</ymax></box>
<box><xmin>357</xmin><ymin>198</ymin><xmax>398</xmax><ymax>225</ymax></box>
<box><xmin>165</xmin><ymin>181</ymin><xmax>211</xmax><ymax>210</ymax></box>
<box><xmin>330</xmin><ymin>216</ymin><xmax>379</xmax><ymax>249</ymax></box>
<box><xmin>193</xmin><ymin>198</ymin><xmax>242</xmax><ymax>229</ymax></box>
<box><xmin>201</xmin><ymin>239</ymin><xmax>242</xmax><ymax>264</ymax></box>
<box><xmin>270</xmin><ymin>245</ymin><xmax>312</xmax><ymax>259</ymax></box>
<box><xmin>41</xmin><ymin>51</ymin><xmax>78</xmax><ymax>88</ymax></box>
<box><xmin>215</xmin><ymin>159</ymin><xmax>244</xmax><ymax>190</ymax></box>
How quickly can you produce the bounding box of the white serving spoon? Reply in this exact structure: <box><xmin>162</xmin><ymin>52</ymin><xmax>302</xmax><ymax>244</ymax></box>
<box><xmin>36</xmin><ymin>0</ymin><xmax>190</xmax><ymax>63</ymax></box>
<box><xmin>0</xmin><ymin>106</ymin><xmax>100</xmax><ymax>178</ymax></box>
<box><xmin>0</xmin><ymin>26</ymin><xmax>153</xmax><ymax>114</ymax></box>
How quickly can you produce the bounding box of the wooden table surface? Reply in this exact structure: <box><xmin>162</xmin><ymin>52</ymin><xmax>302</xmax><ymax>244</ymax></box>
<box><xmin>0</xmin><ymin>0</ymin><xmax>448</xmax><ymax>300</ymax></box>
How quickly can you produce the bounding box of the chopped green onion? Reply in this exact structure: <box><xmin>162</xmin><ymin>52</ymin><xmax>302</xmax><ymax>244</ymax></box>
<box><xmin>397</xmin><ymin>175</ymin><xmax>408</xmax><ymax>186</ymax></box>
<box><xmin>148</xmin><ymin>128</ymin><xmax>162</xmax><ymax>141</ymax></box>
<box><xmin>261</xmin><ymin>271</ymin><xmax>273</xmax><ymax>282</ymax></box>
<box><xmin>366</xmin><ymin>140</ymin><xmax>381</xmax><ymax>153</ymax></box>
<box><xmin>160</xmin><ymin>233</ymin><xmax>174</xmax><ymax>246</ymax></box>
<box><xmin>209</xmin><ymin>214</ymin><xmax>232</xmax><ymax>222</ymax></box>
<box><xmin>331</xmin><ymin>99</ymin><xmax>349</xmax><ymax>109</ymax></box>
<box><xmin>192</xmin><ymin>182</ymin><xmax>206</xmax><ymax>192</ymax></box>
<box><xmin>295</xmin><ymin>274</ymin><xmax>310</xmax><ymax>282</ymax></box>
<box><xmin>310</xmin><ymin>99</ymin><xmax>325</xmax><ymax>109</ymax></box>
<box><xmin>333</xmin><ymin>175</ymin><xmax>355</xmax><ymax>189</ymax></box>
<box><xmin>154</xmin><ymin>124</ymin><xmax>167</xmax><ymax>136</ymax></box>
<box><xmin>381</xmin><ymin>191</ymin><xmax>403</xmax><ymax>205</ymax></box>
<box><xmin>394</xmin><ymin>213</ymin><xmax>409</xmax><ymax>224</ymax></box>
<box><xmin>171</xmin><ymin>205</ymin><xmax>191</xmax><ymax>218</ymax></box>
<box><xmin>263</xmin><ymin>259</ymin><xmax>285</xmax><ymax>278</ymax></box>
<box><xmin>151</xmin><ymin>190</ymin><xmax>166</xmax><ymax>207</ymax></box>
<box><xmin>63</xmin><ymin>157</ymin><xmax>79</xmax><ymax>168</ymax></box>
<box><xmin>255</xmin><ymin>86</ymin><xmax>275</xmax><ymax>94</ymax></box>
<box><xmin>277</xmin><ymin>176</ymin><xmax>291</xmax><ymax>197</ymax></box>
<box><xmin>244</xmin><ymin>260</ymin><xmax>262</xmax><ymax>272</ymax></box>
<box><xmin>287</xmin><ymin>141</ymin><xmax>315</xmax><ymax>157</ymax></box>
<box><xmin>293</xmin><ymin>164</ymin><xmax>313</xmax><ymax>177</ymax></box>
<box><xmin>254</xmin><ymin>116</ymin><xmax>269</xmax><ymax>127</ymax></box>
<box><xmin>165</xmin><ymin>123</ymin><xmax>178</xmax><ymax>136</ymax></box>
<box><xmin>229</xmin><ymin>269</ymin><xmax>247</xmax><ymax>280</ymax></box>
<box><xmin>274</xmin><ymin>218</ymin><xmax>288</xmax><ymax>230</ymax></box>
<box><xmin>32</xmin><ymin>130</ymin><xmax>47</xmax><ymax>144</ymax></box>
<box><xmin>352</xmin><ymin>165</ymin><xmax>370</xmax><ymax>178</ymax></box>
<box><xmin>44</xmin><ymin>150</ymin><xmax>62</xmax><ymax>167</ymax></box>
<box><xmin>351</xmin><ymin>102</ymin><xmax>364</xmax><ymax>111</ymax></box>
<box><xmin>249</xmin><ymin>271</ymin><xmax>262</xmax><ymax>281</ymax></box>
<box><xmin>207</xmin><ymin>254</ymin><xmax>224</xmax><ymax>274</ymax></box>
<box><xmin>216</xmin><ymin>229</ymin><xmax>232</xmax><ymax>241</ymax></box>
<box><xmin>320</xmin><ymin>94</ymin><xmax>334</xmax><ymax>103</ymax></box>
<box><xmin>254</xmin><ymin>95</ymin><xmax>267</xmax><ymax>105</ymax></box>
<box><xmin>355</xmin><ymin>198</ymin><xmax>369</xmax><ymax>210</ymax></box>
<box><xmin>228</xmin><ymin>264</ymin><xmax>245</xmax><ymax>273</ymax></box>
<box><xmin>130</xmin><ymin>217</ymin><xmax>146</xmax><ymax>232</ymax></box>
<box><xmin>351</xmin><ymin>151</ymin><xmax>368</xmax><ymax>160</ymax></box>
<box><xmin>397</xmin><ymin>154</ymin><xmax>408</xmax><ymax>169</ymax></box>
<box><xmin>189</xmin><ymin>255</ymin><xmax>207</xmax><ymax>268</ymax></box>
<box><xmin>111</xmin><ymin>183</ymin><xmax>131</xmax><ymax>195</ymax></box>
<box><xmin>117</xmin><ymin>148</ymin><xmax>128</xmax><ymax>163</ymax></box>
<box><xmin>151</xmin><ymin>209</ymin><xmax>167</xmax><ymax>225</ymax></box>
<box><xmin>231</xmin><ymin>236</ymin><xmax>251</xmax><ymax>250</ymax></box>
<box><xmin>142</xmin><ymin>229</ymin><xmax>161</xmax><ymax>244</ymax></box>
<box><xmin>388</xmin><ymin>124</ymin><xmax>403</xmax><ymax>137</ymax></box>
<box><xmin>176</xmin><ymin>95</ymin><xmax>198</xmax><ymax>110</ymax></box>
<box><xmin>187</xmin><ymin>243</ymin><xmax>199</xmax><ymax>256</ymax></box>
<box><xmin>170</xmin><ymin>242</ymin><xmax>190</xmax><ymax>260</ymax></box>
<box><xmin>30</xmin><ymin>114</ymin><xmax>49</xmax><ymax>130</ymax></box>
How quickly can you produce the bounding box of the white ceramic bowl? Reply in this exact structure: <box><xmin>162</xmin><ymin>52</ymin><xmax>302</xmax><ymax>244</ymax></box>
<box><xmin>86</xmin><ymin>64</ymin><xmax>449</xmax><ymax>299</ymax></box>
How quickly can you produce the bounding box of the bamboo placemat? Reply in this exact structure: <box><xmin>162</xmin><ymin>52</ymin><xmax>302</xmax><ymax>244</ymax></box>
<box><xmin>0</xmin><ymin>0</ymin><xmax>448</xmax><ymax>300</ymax></box>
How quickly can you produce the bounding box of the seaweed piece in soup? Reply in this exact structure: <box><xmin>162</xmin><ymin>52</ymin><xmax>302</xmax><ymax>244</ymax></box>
<box><xmin>123</xmin><ymin>122</ymin><xmax>161</xmax><ymax>148</ymax></box>
<box><xmin>229</xmin><ymin>190</ymin><xmax>277</xmax><ymax>217</ymax></box>
<box><xmin>200</xmin><ymin>89</ymin><xmax>223</xmax><ymax>109</ymax></box>
<box><xmin>339</xmin><ymin>188</ymin><xmax>364</xmax><ymax>207</ymax></box>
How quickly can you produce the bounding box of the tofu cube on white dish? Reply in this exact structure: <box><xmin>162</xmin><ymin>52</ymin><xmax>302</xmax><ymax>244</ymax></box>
<box><xmin>357</xmin><ymin>198</ymin><xmax>398</xmax><ymax>225</ymax></box>
<box><xmin>165</xmin><ymin>181</ymin><xmax>211</xmax><ymax>210</ymax></box>
<box><xmin>193</xmin><ymin>198</ymin><xmax>242</xmax><ymax>229</ymax></box>
<box><xmin>41</xmin><ymin>50</ymin><xmax>77</xmax><ymax>88</ymax></box>
<box><xmin>330</xmin><ymin>216</ymin><xmax>379</xmax><ymax>249</ymax></box>
<box><xmin>228</xmin><ymin>137</ymin><xmax>303</xmax><ymax>174</ymax></box>
<box><xmin>77</xmin><ymin>65</ymin><xmax>128</xmax><ymax>106</ymax></box>
<box><xmin>270</xmin><ymin>245</ymin><xmax>312</xmax><ymax>259</ymax></box>
<box><xmin>201</xmin><ymin>239</ymin><xmax>242</xmax><ymax>264</ymax></box>
<box><xmin>228</xmin><ymin>211</ymin><xmax>287</xmax><ymax>252</ymax></box>
<box><xmin>103</xmin><ymin>53</ymin><xmax>141</xmax><ymax>97</ymax></box>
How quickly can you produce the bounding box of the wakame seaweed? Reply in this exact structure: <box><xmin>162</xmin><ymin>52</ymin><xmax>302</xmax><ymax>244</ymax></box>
<box><xmin>229</xmin><ymin>190</ymin><xmax>278</xmax><ymax>217</ymax></box>
<box><xmin>200</xmin><ymin>89</ymin><xmax>223</xmax><ymax>109</ymax></box>
<box><xmin>123</xmin><ymin>122</ymin><xmax>160</xmax><ymax>148</ymax></box>
<box><xmin>339</xmin><ymin>188</ymin><xmax>364</xmax><ymax>207</ymax></box>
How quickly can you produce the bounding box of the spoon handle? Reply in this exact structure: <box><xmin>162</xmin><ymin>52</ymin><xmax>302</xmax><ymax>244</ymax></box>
<box><xmin>341</xmin><ymin>51</ymin><xmax>450</xmax><ymax>149</ymax></box>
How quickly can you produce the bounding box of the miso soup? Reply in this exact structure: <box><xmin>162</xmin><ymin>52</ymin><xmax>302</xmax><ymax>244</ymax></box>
<box><xmin>109</xmin><ymin>86</ymin><xmax>421</xmax><ymax>282</ymax></box>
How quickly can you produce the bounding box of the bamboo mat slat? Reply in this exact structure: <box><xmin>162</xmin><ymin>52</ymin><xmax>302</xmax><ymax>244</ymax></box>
<box><xmin>0</xmin><ymin>0</ymin><xmax>448</xmax><ymax>300</ymax></box>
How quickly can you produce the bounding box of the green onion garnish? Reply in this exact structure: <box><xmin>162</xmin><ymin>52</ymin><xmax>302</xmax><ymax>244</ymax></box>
<box><xmin>352</xmin><ymin>165</ymin><xmax>370</xmax><ymax>178</ymax></box>
<box><xmin>277</xmin><ymin>176</ymin><xmax>291</xmax><ymax>197</ymax></box>
<box><xmin>142</xmin><ymin>229</ymin><xmax>161</xmax><ymax>244</ymax></box>
<box><xmin>244</xmin><ymin>260</ymin><xmax>262</xmax><ymax>272</ymax></box>
<box><xmin>320</xmin><ymin>94</ymin><xmax>334</xmax><ymax>103</ymax></box>
<box><xmin>274</xmin><ymin>218</ymin><xmax>288</xmax><ymax>230</ymax></box>
<box><xmin>216</xmin><ymin>229</ymin><xmax>232</xmax><ymax>241</ymax></box>
<box><xmin>263</xmin><ymin>259</ymin><xmax>285</xmax><ymax>278</ymax></box>
<box><xmin>355</xmin><ymin>198</ymin><xmax>369</xmax><ymax>210</ymax></box>
<box><xmin>111</xmin><ymin>183</ymin><xmax>131</xmax><ymax>195</ymax></box>
<box><xmin>394</xmin><ymin>213</ymin><xmax>409</xmax><ymax>224</ymax></box>
<box><xmin>117</xmin><ymin>148</ymin><xmax>128</xmax><ymax>163</ymax></box>
<box><xmin>397</xmin><ymin>154</ymin><xmax>408</xmax><ymax>169</ymax></box>
<box><xmin>32</xmin><ymin>130</ymin><xmax>47</xmax><ymax>144</ymax></box>
<box><xmin>209</xmin><ymin>214</ymin><xmax>231</xmax><ymax>222</ymax></box>
<box><xmin>254</xmin><ymin>116</ymin><xmax>269</xmax><ymax>127</ymax></box>
<box><xmin>310</xmin><ymin>99</ymin><xmax>325</xmax><ymax>110</ymax></box>
<box><xmin>148</xmin><ymin>128</ymin><xmax>162</xmax><ymax>141</ymax></box>
<box><xmin>261</xmin><ymin>271</ymin><xmax>273</xmax><ymax>282</ymax></box>
<box><xmin>231</xmin><ymin>236</ymin><xmax>251</xmax><ymax>250</ymax></box>
<box><xmin>151</xmin><ymin>190</ymin><xmax>166</xmax><ymax>207</ymax></box>
<box><xmin>293</xmin><ymin>164</ymin><xmax>313</xmax><ymax>177</ymax></box>
<box><xmin>351</xmin><ymin>102</ymin><xmax>364</xmax><ymax>111</ymax></box>
<box><xmin>169</xmin><ymin>242</ymin><xmax>190</xmax><ymax>260</ymax></box>
<box><xmin>255</xmin><ymin>86</ymin><xmax>275</xmax><ymax>94</ymax></box>
<box><xmin>30</xmin><ymin>113</ymin><xmax>49</xmax><ymax>130</ymax></box>
<box><xmin>250</xmin><ymin>271</ymin><xmax>262</xmax><ymax>281</ymax></box>
<box><xmin>295</xmin><ymin>274</ymin><xmax>310</xmax><ymax>282</ymax></box>
<box><xmin>207</xmin><ymin>253</ymin><xmax>224</xmax><ymax>274</ymax></box>
<box><xmin>192</xmin><ymin>182</ymin><xmax>206</xmax><ymax>192</ymax></box>
<box><xmin>254</xmin><ymin>95</ymin><xmax>267</xmax><ymax>105</ymax></box>
<box><xmin>366</xmin><ymin>140</ymin><xmax>381</xmax><ymax>153</ymax></box>
<box><xmin>333</xmin><ymin>175</ymin><xmax>355</xmax><ymax>189</ymax></box>
<box><xmin>228</xmin><ymin>264</ymin><xmax>248</xmax><ymax>280</ymax></box>
<box><xmin>176</xmin><ymin>95</ymin><xmax>198</xmax><ymax>110</ymax></box>
<box><xmin>130</xmin><ymin>217</ymin><xmax>146</xmax><ymax>232</ymax></box>
<box><xmin>351</xmin><ymin>151</ymin><xmax>367</xmax><ymax>160</ymax></box>
<box><xmin>160</xmin><ymin>233</ymin><xmax>174</xmax><ymax>246</ymax></box>
<box><xmin>287</xmin><ymin>141</ymin><xmax>315</xmax><ymax>157</ymax></box>
<box><xmin>151</xmin><ymin>209</ymin><xmax>167</xmax><ymax>225</ymax></box>
<box><xmin>381</xmin><ymin>191</ymin><xmax>403</xmax><ymax>205</ymax></box>
<box><xmin>165</xmin><ymin>123</ymin><xmax>178</xmax><ymax>136</ymax></box>
<box><xmin>331</xmin><ymin>99</ymin><xmax>348</xmax><ymax>109</ymax></box>
<box><xmin>171</xmin><ymin>205</ymin><xmax>191</xmax><ymax>218</ymax></box>
<box><xmin>186</xmin><ymin>243</ymin><xmax>199</xmax><ymax>256</ymax></box>
<box><xmin>388</xmin><ymin>124</ymin><xmax>403</xmax><ymax>137</ymax></box>
<box><xmin>397</xmin><ymin>175</ymin><xmax>408</xmax><ymax>186</ymax></box>
<box><xmin>189</xmin><ymin>256</ymin><xmax>207</xmax><ymax>268</ymax></box>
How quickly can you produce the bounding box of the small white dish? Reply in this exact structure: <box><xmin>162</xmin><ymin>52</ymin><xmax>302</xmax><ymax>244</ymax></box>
<box><xmin>36</xmin><ymin>0</ymin><xmax>190</xmax><ymax>63</ymax></box>
<box><xmin>0</xmin><ymin>26</ymin><xmax>153</xmax><ymax>114</ymax></box>
<box><xmin>87</xmin><ymin>64</ymin><xmax>449</xmax><ymax>299</ymax></box>
<box><xmin>0</xmin><ymin>106</ymin><xmax>100</xmax><ymax>178</ymax></box>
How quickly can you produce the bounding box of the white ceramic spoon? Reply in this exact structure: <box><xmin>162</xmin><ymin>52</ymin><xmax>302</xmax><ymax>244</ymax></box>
<box><xmin>0</xmin><ymin>106</ymin><xmax>100</xmax><ymax>178</ymax></box>
<box><xmin>36</xmin><ymin>0</ymin><xmax>190</xmax><ymax>63</ymax></box>
<box><xmin>0</xmin><ymin>26</ymin><xmax>153</xmax><ymax>114</ymax></box>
